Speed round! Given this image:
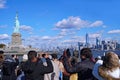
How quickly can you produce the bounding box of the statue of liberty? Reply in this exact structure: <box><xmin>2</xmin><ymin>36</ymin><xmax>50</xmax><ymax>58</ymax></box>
<box><xmin>14</xmin><ymin>12</ymin><xmax>20</xmax><ymax>33</ymax></box>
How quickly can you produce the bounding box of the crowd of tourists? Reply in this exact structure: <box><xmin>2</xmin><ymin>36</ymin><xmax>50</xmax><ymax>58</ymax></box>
<box><xmin>0</xmin><ymin>47</ymin><xmax>120</xmax><ymax>80</ymax></box>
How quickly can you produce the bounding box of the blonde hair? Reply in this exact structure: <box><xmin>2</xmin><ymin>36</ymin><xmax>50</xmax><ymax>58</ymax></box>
<box><xmin>98</xmin><ymin>52</ymin><xmax>120</xmax><ymax>80</ymax></box>
<box><xmin>103</xmin><ymin>52</ymin><xmax>119</xmax><ymax>70</ymax></box>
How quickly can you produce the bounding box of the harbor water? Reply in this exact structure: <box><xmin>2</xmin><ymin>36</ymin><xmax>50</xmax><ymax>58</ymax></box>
<box><xmin>92</xmin><ymin>50</ymin><xmax>120</xmax><ymax>58</ymax></box>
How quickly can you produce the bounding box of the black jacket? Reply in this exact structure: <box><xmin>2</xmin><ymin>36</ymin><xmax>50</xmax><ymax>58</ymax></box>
<box><xmin>22</xmin><ymin>58</ymin><xmax>53</xmax><ymax>80</ymax></box>
<box><xmin>64</xmin><ymin>58</ymin><xmax>97</xmax><ymax>80</ymax></box>
<box><xmin>2</xmin><ymin>58</ymin><xmax>19</xmax><ymax>80</ymax></box>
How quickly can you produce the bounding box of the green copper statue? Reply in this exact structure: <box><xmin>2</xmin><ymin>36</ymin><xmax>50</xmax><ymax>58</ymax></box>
<box><xmin>14</xmin><ymin>13</ymin><xmax>20</xmax><ymax>33</ymax></box>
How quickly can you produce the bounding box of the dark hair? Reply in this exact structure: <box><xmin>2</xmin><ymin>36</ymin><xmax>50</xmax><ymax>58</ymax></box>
<box><xmin>51</xmin><ymin>54</ymin><xmax>57</xmax><ymax>59</ymax></box>
<box><xmin>66</xmin><ymin>48</ymin><xmax>71</xmax><ymax>58</ymax></box>
<box><xmin>0</xmin><ymin>50</ymin><xmax>4</xmax><ymax>54</ymax></box>
<box><xmin>28</xmin><ymin>50</ymin><xmax>37</xmax><ymax>60</ymax></box>
<box><xmin>80</xmin><ymin>48</ymin><xmax>92</xmax><ymax>58</ymax></box>
<box><xmin>118</xmin><ymin>55</ymin><xmax>120</xmax><ymax>59</ymax></box>
<box><xmin>11</xmin><ymin>54</ymin><xmax>15</xmax><ymax>57</ymax></box>
<box><xmin>42</xmin><ymin>54</ymin><xmax>46</xmax><ymax>58</ymax></box>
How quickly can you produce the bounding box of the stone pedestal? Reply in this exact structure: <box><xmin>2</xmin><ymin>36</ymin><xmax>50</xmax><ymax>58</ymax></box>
<box><xmin>11</xmin><ymin>33</ymin><xmax>22</xmax><ymax>45</ymax></box>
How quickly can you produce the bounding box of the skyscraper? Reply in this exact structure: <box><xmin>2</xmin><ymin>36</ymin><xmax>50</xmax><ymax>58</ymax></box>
<box><xmin>96</xmin><ymin>37</ymin><xmax>99</xmax><ymax>49</ymax></box>
<box><xmin>85</xmin><ymin>33</ymin><xmax>89</xmax><ymax>47</ymax></box>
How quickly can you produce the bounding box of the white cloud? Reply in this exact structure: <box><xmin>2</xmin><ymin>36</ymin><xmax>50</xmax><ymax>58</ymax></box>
<box><xmin>0</xmin><ymin>34</ymin><xmax>9</xmax><ymax>40</ymax></box>
<box><xmin>90</xmin><ymin>21</ymin><xmax>103</xmax><ymax>27</ymax></box>
<box><xmin>71</xmin><ymin>36</ymin><xmax>85</xmax><ymax>43</ymax></box>
<box><xmin>55</xmin><ymin>16</ymin><xmax>88</xmax><ymax>29</ymax></box>
<box><xmin>28</xmin><ymin>36</ymin><xmax>40</xmax><ymax>41</ymax></box>
<box><xmin>41</xmin><ymin>36</ymin><xmax>51</xmax><ymax>40</ymax></box>
<box><xmin>50</xmin><ymin>35</ymin><xmax>63</xmax><ymax>41</ymax></box>
<box><xmin>55</xmin><ymin>16</ymin><xmax>104</xmax><ymax>29</ymax></box>
<box><xmin>58</xmin><ymin>29</ymin><xmax>68</xmax><ymax>36</ymax></box>
<box><xmin>20</xmin><ymin>25</ymin><xmax>33</xmax><ymax>32</ymax></box>
<box><xmin>62</xmin><ymin>40</ymin><xmax>74</xmax><ymax>43</ymax></box>
<box><xmin>23</xmin><ymin>36</ymin><xmax>41</xmax><ymax>47</ymax></box>
<box><xmin>89</xmin><ymin>33</ymin><xmax>101</xmax><ymax>38</ymax></box>
<box><xmin>0</xmin><ymin>0</ymin><xmax>6</xmax><ymax>9</ymax></box>
<box><xmin>58</xmin><ymin>29</ymin><xmax>76</xmax><ymax>38</ymax></box>
<box><xmin>108</xmin><ymin>29</ymin><xmax>120</xmax><ymax>34</ymax></box>
<box><xmin>41</xmin><ymin>35</ymin><xmax>63</xmax><ymax>41</ymax></box>
<box><xmin>23</xmin><ymin>35</ymin><xmax>65</xmax><ymax>49</ymax></box>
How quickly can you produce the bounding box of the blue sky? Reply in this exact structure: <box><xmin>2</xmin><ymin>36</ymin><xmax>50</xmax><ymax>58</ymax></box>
<box><xmin>0</xmin><ymin>0</ymin><xmax>120</xmax><ymax>49</ymax></box>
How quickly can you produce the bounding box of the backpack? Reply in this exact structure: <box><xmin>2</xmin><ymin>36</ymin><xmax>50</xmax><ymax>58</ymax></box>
<box><xmin>2</xmin><ymin>61</ymin><xmax>13</xmax><ymax>76</ymax></box>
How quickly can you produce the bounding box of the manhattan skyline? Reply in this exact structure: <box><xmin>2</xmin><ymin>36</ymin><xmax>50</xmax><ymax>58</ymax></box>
<box><xmin>0</xmin><ymin>0</ymin><xmax>120</xmax><ymax>48</ymax></box>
